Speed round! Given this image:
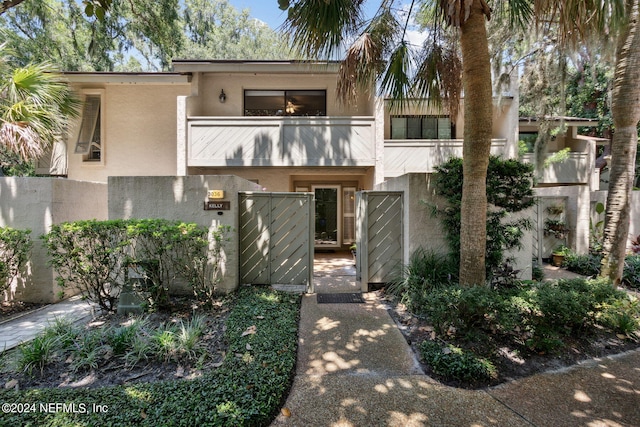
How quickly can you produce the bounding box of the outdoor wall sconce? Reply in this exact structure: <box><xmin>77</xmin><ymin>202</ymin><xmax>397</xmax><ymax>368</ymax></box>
<box><xmin>219</xmin><ymin>89</ymin><xmax>226</xmax><ymax>103</ymax></box>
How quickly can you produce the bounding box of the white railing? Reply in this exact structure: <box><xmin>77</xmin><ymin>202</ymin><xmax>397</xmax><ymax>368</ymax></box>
<box><xmin>383</xmin><ymin>139</ymin><xmax>507</xmax><ymax>177</ymax></box>
<box><xmin>521</xmin><ymin>152</ymin><xmax>593</xmax><ymax>184</ymax></box>
<box><xmin>188</xmin><ymin>116</ymin><xmax>376</xmax><ymax>167</ymax></box>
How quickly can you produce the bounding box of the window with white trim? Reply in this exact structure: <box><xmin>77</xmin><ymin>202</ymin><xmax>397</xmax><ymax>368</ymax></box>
<box><xmin>390</xmin><ymin>115</ymin><xmax>454</xmax><ymax>139</ymax></box>
<box><xmin>74</xmin><ymin>94</ymin><xmax>102</xmax><ymax>162</ymax></box>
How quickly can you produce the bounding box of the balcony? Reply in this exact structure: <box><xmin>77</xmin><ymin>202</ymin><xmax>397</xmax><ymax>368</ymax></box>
<box><xmin>383</xmin><ymin>139</ymin><xmax>507</xmax><ymax>177</ymax></box>
<box><xmin>521</xmin><ymin>151</ymin><xmax>594</xmax><ymax>185</ymax></box>
<box><xmin>187</xmin><ymin>116</ymin><xmax>376</xmax><ymax>168</ymax></box>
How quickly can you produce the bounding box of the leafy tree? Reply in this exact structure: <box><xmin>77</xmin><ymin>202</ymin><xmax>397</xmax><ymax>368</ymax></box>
<box><xmin>0</xmin><ymin>0</ymin><xmax>288</xmax><ymax>71</ymax></box>
<box><xmin>0</xmin><ymin>43</ymin><xmax>80</xmax><ymax>172</ymax></box>
<box><xmin>181</xmin><ymin>0</ymin><xmax>290</xmax><ymax>60</ymax></box>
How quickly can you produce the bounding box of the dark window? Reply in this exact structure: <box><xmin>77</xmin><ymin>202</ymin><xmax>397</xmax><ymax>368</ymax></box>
<box><xmin>390</xmin><ymin>115</ymin><xmax>454</xmax><ymax>139</ymax></box>
<box><xmin>244</xmin><ymin>90</ymin><xmax>326</xmax><ymax>116</ymax></box>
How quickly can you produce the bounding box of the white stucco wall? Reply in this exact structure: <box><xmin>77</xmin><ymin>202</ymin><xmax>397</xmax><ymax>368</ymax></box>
<box><xmin>194</xmin><ymin>72</ymin><xmax>373</xmax><ymax>117</ymax></box>
<box><xmin>108</xmin><ymin>175</ymin><xmax>262</xmax><ymax>294</ymax></box>
<box><xmin>67</xmin><ymin>83</ymin><xmax>191</xmax><ymax>183</ymax></box>
<box><xmin>591</xmin><ymin>190</ymin><xmax>640</xmax><ymax>250</ymax></box>
<box><xmin>375</xmin><ymin>173</ymin><xmax>533</xmax><ymax>281</ymax></box>
<box><xmin>0</xmin><ymin>178</ymin><xmax>108</xmax><ymax>303</ymax></box>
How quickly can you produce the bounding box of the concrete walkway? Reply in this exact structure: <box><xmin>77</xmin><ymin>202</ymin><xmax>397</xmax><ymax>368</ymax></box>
<box><xmin>0</xmin><ymin>295</ymin><xmax>94</xmax><ymax>352</ymax></box>
<box><xmin>272</xmin><ymin>263</ymin><xmax>640</xmax><ymax>427</ymax></box>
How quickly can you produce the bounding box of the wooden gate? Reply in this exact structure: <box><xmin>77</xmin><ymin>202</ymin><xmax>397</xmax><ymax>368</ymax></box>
<box><xmin>239</xmin><ymin>192</ymin><xmax>314</xmax><ymax>291</ymax></box>
<box><xmin>356</xmin><ymin>191</ymin><xmax>403</xmax><ymax>289</ymax></box>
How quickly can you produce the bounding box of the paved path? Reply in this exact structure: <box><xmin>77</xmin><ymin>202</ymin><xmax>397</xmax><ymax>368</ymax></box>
<box><xmin>272</xmin><ymin>272</ymin><xmax>640</xmax><ymax>427</ymax></box>
<box><xmin>0</xmin><ymin>296</ymin><xmax>94</xmax><ymax>352</ymax></box>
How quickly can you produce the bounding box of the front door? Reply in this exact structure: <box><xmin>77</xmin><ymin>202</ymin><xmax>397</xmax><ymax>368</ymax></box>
<box><xmin>313</xmin><ymin>185</ymin><xmax>341</xmax><ymax>249</ymax></box>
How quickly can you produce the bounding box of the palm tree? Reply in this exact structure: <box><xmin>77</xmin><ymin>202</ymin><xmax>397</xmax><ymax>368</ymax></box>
<box><xmin>279</xmin><ymin>0</ymin><xmax>532</xmax><ymax>286</ymax></box>
<box><xmin>0</xmin><ymin>43</ymin><xmax>79</xmax><ymax>170</ymax></box>
<box><xmin>598</xmin><ymin>0</ymin><xmax>640</xmax><ymax>284</ymax></box>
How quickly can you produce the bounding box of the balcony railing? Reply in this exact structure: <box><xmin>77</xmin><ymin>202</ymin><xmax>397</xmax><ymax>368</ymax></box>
<box><xmin>383</xmin><ymin>139</ymin><xmax>507</xmax><ymax>177</ymax></box>
<box><xmin>188</xmin><ymin>116</ymin><xmax>376</xmax><ymax>168</ymax></box>
<box><xmin>521</xmin><ymin>152</ymin><xmax>593</xmax><ymax>184</ymax></box>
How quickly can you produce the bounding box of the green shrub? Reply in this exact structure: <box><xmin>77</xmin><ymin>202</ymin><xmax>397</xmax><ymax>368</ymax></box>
<box><xmin>106</xmin><ymin>320</ymin><xmax>145</xmax><ymax>356</ymax></box>
<box><xmin>43</xmin><ymin>219</ymin><xmax>230</xmax><ymax>312</ymax></box>
<box><xmin>564</xmin><ymin>252</ymin><xmax>602</xmax><ymax>276</ymax></box>
<box><xmin>598</xmin><ymin>298</ymin><xmax>640</xmax><ymax>336</ymax></box>
<box><xmin>17</xmin><ymin>335</ymin><xmax>57</xmax><ymax>376</ymax></box>
<box><xmin>623</xmin><ymin>255</ymin><xmax>640</xmax><ymax>289</ymax></box>
<box><xmin>0</xmin><ymin>227</ymin><xmax>32</xmax><ymax>294</ymax></box>
<box><xmin>433</xmin><ymin>156</ymin><xmax>535</xmax><ymax>282</ymax></box>
<box><xmin>388</xmin><ymin>248</ymin><xmax>457</xmax><ymax>312</ymax></box>
<box><xmin>42</xmin><ymin>220</ymin><xmax>130</xmax><ymax>312</ymax></box>
<box><xmin>419</xmin><ymin>340</ymin><xmax>496</xmax><ymax>385</ymax></box>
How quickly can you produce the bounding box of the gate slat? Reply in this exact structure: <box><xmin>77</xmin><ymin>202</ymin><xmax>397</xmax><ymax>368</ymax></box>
<box><xmin>239</xmin><ymin>192</ymin><xmax>312</xmax><ymax>288</ymax></box>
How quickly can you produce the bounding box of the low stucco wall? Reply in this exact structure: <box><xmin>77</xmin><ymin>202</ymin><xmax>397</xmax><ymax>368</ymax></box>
<box><xmin>591</xmin><ymin>190</ymin><xmax>640</xmax><ymax>250</ymax></box>
<box><xmin>0</xmin><ymin>177</ymin><xmax>108</xmax><ymax>303</ymax></box>
<box><xmin>108</xmin><ymin>175</ymin><xmax>261</xmax><ymax>294</ymax></box>
<box><xmin>375</xmin><ymin>173</ymin><xmax>533</xmax><ymax>281</ymax></box>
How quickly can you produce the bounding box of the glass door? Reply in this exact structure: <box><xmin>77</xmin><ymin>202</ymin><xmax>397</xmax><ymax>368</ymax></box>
<box><xmin>313</xmin><ymin>185</ymin><xmax>340</xmax><ymax>248</ymax></box>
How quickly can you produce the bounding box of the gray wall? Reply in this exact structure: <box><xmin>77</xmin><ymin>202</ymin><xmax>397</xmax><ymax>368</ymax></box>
<box><xmin>374</xmin><ymin>173</ymin><xmax>533</xmax><ymax>281</ymax></box>
<box><xmin>374</xmin><ymin>173</ymin><xmax>449</xmax><ymax>263</ymax></box>
<box><xmin>108</xmin><ymin>175</ymin><xmax>261</xmax><ymax>293</ymax></box>
<box><xmin>0</xmin><ymin>178</ymin><xmax>108</xmax><ymax>303</ymax></box>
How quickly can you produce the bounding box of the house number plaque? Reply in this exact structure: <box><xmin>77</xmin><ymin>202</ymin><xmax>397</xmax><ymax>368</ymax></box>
<box><xmin>204</xmin><ymin>201</ymin><xmax>230</xmax><ymax>211</ymax></box>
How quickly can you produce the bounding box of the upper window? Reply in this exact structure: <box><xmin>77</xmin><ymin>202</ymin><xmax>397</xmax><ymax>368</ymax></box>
<box><xmin>390</xmin><ymin>115</ymin><xmax>453</xmax><ymax>140</ymax></box>
<box><xmin>244</xmin><ymin>90</ymin><xmax>326</xmax><ymax>116</ymax></box>
<box><xmin>74</xmin><ymin>93</ymin><xmax>102</xmax><ymax>162</ymax></box>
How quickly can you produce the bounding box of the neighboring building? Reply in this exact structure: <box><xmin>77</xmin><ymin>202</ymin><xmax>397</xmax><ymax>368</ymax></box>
<box><xmin>40</xmin><ymin>60</ymin><xmax>522</xmax><ymax>251</ymax></box>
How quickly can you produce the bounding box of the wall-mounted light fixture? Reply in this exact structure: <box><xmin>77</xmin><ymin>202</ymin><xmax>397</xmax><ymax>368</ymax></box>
<box><xmin>219</xmin><ymin>89</ymin><xmax>226</xmax><ymax>103</ymax></box>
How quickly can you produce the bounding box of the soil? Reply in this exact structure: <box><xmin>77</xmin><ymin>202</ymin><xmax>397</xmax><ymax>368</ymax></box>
<box><xmin>377</xmin><ymin>288</ymin><xmax>640</xmax><ymax>389</ymax></box>
<box><xmin>0</xmin><ymin>298</ymin><xmax>231</xmax><ymax>390</ymax></box>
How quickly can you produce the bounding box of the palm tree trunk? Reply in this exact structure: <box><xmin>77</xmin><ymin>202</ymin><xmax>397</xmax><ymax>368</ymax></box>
<box><xmin>458</xmin><ymin>1</ymin><xmax>493</xmax><ymax>286</ymax></box>
<box><xmin>600</xmin><ymin>0</ymin><xmax>640</xmax><ymax>284</ymax></box>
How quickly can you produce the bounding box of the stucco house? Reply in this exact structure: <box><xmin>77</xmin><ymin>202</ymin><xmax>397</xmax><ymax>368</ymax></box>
<box><xmin>6</xmin><ymin>59</ymin><xmax>637</xmax><ymax>301</ymax></box>
<box><xmin>37</xmin><ymin>60</ymin><xmax>523</xmax><ymax>252</ymax></box>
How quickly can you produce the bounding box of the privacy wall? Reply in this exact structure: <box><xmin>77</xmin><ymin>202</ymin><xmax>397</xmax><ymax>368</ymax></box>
<box><xmin>0</xmin><ymin>178</ymin><xmax>108</xmax><ymax>303</ymax></box>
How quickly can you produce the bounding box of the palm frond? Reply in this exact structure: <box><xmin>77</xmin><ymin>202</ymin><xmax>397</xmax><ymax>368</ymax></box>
<box><xmin>337</xmin><ymin>5</ymin><xmax>400</xmax><ymax>104</ymax></box>
<box><xmin>534</xmin><ymin>0</ymin><xmax>627</xmax><ymax>47</ymax></box>
<box><xmin>380</xmin><ymin>41</ymin><xmax>412</xmax><ymax>112</ymax></box>
<box><xmin>492</xmin><ymin>0</ymin><xmax>533</xmax><ymax>30</ymax></box>
<box><xmin>413</xmin><ymin>42</ymin><xmax>463</xmax><ymax>121</ymax></box>
<box><xmin>1</xmin><ymin>43</ymin><xmax>80</xmax><ymax>161</ymax></box>
<box><xmin>283</xmin><ymin>0</ymin><xmax>365</xmax><ymax>59</ymax></box>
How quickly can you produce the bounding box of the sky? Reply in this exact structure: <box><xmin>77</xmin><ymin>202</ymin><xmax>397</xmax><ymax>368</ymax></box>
<box><xmin>227</xmin><ymin>1</ymin><xmax>426</xmax><ymax>47</ymax></box>
<box><xmin>227</xmin><ymin>1</ymin><xmax>290</xmax><ymax>29</ymax></box>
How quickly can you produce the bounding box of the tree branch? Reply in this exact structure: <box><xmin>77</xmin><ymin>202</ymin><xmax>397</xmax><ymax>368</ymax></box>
<box><xmin>0</xmin><ymin>0</ymin><xmax>27</xmax><ymax>15</ymax></box>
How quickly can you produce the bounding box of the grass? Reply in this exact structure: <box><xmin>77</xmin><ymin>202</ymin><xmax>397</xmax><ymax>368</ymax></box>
<box><xmin>0</xmin><ymin>286</ymin><xmax>301</xmax><ymax>426</ymax></box>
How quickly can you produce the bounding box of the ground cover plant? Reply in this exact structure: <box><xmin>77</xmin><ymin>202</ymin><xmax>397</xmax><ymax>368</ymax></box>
<box><xmin>0</xmin><ymin>286</ymin><xmax>300</xmax><ymax>426</ymax></box>
<box><xmin>564</xmin><ymin>251</ymin><xmax>640</xmax><ymax>289</ymax></box>
<box><xmin>386</xmin><ymin>249</ymin><xmax>640</xmax><ymax>388</ymax></box>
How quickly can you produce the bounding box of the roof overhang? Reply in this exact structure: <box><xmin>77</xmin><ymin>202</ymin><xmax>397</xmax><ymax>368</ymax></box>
<box><xmin>61</xmin><ymin>72</ymin><xmax>192</xmax><ymax>85</ymax></box>
<box><xmin>519</xmin><ymin>116</ymin><xmax>599</xmax><ymax>128</ymax></box>
<box><xmin>171</xmin><ymin>59</ymin><xmax>341</xmax><ymax>74</ymax></box>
